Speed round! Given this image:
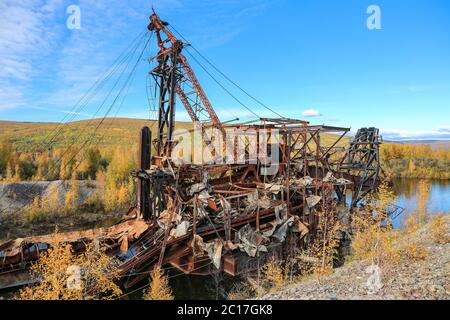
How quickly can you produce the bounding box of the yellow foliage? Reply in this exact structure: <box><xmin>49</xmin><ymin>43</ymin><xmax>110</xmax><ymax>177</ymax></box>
<box><xmin>144</xmin><ymin>267</ymin><xmax>174</xmax><ymax>300</ymax></box>
<box><xmin>16</xmin><ymin>238</ymin><xmax>122</xmax><ymax>300</ymax></box>
<box><xmin>351</xmin><ymin>182</ymin><xmax>402</xmax><ymax>266</ymax></box>
<box><xmin>262</xmin><ymin>256</ymin><xmax>286</xmax><ymax>291</ymax></box>
<box><xmin>416</xmin><ymin>180</ymin><xmax>430</xmax><ymax>213</ymax></box>
<box><xmin>227</xmin><ymin>280</ymin><xmax>258</xmax><ymax>300</ymax></box>
<box><xmin>24</xmin><ymin>196</ymin><xmax>44</xmax><ymax>223</ymax></box>
<box><xmin>5</xmin><ymin>162</ymin><xmax>14</xmax><ymax>181</ymax></box>
<box><xmin>381</xmin><ymin>143</ymin><xmax>450</xmax><ymax>179</ymax></box>
<box><xmin>13</xmin><ymin>164</ymin><xmax>21</xmax><ymax>182</ymax></box>
<box><xmin>46</xmin><ymin>183</ymin><xmax>61</xmax><ymax>212</ymax></box>
<box><xmin>428</xmin><ymin>213</ymin><xmax>449</xmax><ymax>244</ymax></box>
<box><xmin>398</xmin><ymin>180</ymin><xmax>434</xmax><ymax>261</ymax></box>
<box><xmin>64</xmin><ymin>180</ymin><xmax>80</xmax><ymax>214</ymax></box>
<box><xmin>315</xmin><ymin>209</ymin><xmax>340</xmax><ymax>276</ymax></box>
<box><xmin>117</xmin><ymin>185</ymin><xmax>129</xmax><ymax>205</ymax></box>
<box><xmin>400</xmin><ymin>242</ymin><xmax>428</xmax><ymax>261</ymax></box>
<box><xmin>351</xmin><ymin>215</ymin><xmax>402</xmax><ymax>265</ymax></box>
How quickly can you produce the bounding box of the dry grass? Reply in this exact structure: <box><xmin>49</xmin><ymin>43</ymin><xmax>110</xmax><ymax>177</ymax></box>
<box><xmin>428</xmin><ymin>213</ymin><xmax>450</xmax><ymax>244</ymax></box>
<box><xmin>400</xmin><ymin>242</ymin><xmax>429</xmax><ymax>261</ymax></box>
<box><xmin>143</xmin><ymin>267</ymin><xmax>174</xmax><ymax>300</ymax></box>
<box><xmin>227</xmin><ymin>280</ymin><xmax>259</xmax><ymax>300</ymax></box>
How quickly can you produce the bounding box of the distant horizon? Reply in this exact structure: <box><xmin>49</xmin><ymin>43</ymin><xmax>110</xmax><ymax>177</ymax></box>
<box><xmin>1</xmin><ymin>117</ymin><xmax>449</xmax><ymax>143</ymax></box>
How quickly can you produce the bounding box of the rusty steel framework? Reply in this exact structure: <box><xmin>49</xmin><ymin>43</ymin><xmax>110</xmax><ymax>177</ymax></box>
<box><xmin>0</xmin><ymin>11</ymin><xmax>384</xmax><ymax>291</ymax></box>
<box><xmin>339</xmin><ymin>127</ymin><xmax>382</xmax><ymax>207</ymax></box>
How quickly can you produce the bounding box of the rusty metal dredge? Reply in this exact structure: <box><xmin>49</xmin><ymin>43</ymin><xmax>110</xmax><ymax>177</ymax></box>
<box><xmin>0</xmin><ymin>11</ymin><xmax>383</xmax><ymax>290</ymax></box>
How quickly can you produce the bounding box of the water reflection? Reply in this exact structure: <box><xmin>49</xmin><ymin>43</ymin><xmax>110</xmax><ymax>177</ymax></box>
<box><xmin>391</xmin><ymin>178</ymin><xmax>450</xmax><ymax>228</ymax></box>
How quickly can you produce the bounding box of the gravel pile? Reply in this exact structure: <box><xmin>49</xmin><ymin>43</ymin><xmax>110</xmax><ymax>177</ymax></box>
<box><xmin>258</xmin><ymin>217</ymin><xmax>450</xmax><ymax>300</ymax></box>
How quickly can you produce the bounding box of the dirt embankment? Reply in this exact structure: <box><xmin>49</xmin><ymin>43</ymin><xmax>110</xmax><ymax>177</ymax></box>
<box><xmin>258</xmin><ymin>217</ymin><xmax>450</xmax><ymax>300</ymax></box>
<box><xmin>0</xmin><ymin>180</ymin><xmax>100</xmax><ymax>212</ymax></box>
<box><xmin>0</xmin><ymin>181</ymin><xmax>123</xmax><ymax>241</ymax></box>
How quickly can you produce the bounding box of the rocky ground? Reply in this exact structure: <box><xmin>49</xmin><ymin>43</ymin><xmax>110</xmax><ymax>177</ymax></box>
<box><xmin>259</xmin><ymin>217</ymin><xmax>450</xmax><ymax>300</ymax></box>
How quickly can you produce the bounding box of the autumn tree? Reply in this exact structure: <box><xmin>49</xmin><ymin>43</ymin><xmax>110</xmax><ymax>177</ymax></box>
<box><xmin>17</xmin><ymin>152</ymin><xmax>36</xmax><ymax>180</ymax></box>
<box><xmin>5</xmin><ymin>162</ymin><xmax>14</xmax><ymax>181</ymax></box>
<box><xmin>404</xmin><ymin>180</ymin><xmax>431</xmax><ymax>232</ymax></box>
<box><xmin>261</xmin><ymin>256</ymin><xmax>286</xmax><ymax>291</ymax></box>
<box><xmin>103</xmin><ymin>148</ymin><xmax>136</xmax><ymax>211</ymax></box>
<box><xmin>46</xmin><ymin>183</ymin><xmax>62</xmax><ymax>212</ymax></box>
<box><xmin>64</xmin><ymin>180</ymin><xmax>81</xmax><ymax>214</ymax></box>
<box><xmin>17</xmin><ymin>239</ymin><xmax>122</xmax><ymax>300</ymax></box>
<box><xmin>0</xmin><ymin>140</ymin><xmax>12</xmax><ymax>176</ymax></box>
<box><xmin>381</xmin><ymin>143</ymin><xmax>450</xmax><ymax>179</ymax></box>
<box><xmin>351</xmin><ymin>182</ymin><xmax>401</xmax><ymax>266</ymax></box>
<box><xmin>59</xmin><ymin>146</ymin><xmax>78</xmax><ymax>180</ymax></box>
<box><xmin>143</xmin><ymin>267</ymin><xmax>174</xmax><ymax>300</ymax></box>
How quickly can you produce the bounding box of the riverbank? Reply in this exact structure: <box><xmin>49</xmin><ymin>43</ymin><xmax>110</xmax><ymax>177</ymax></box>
<box><xmin>257</xmin><ymin>215</ymin><xmax>450</xmax><ymax>300</ymax></box>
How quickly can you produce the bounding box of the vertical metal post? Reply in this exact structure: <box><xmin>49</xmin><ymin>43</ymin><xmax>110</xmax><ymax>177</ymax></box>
<box><xmin>137</xmin><ymin>126</ymin><xmax>151</xmax><ymax>219</ymax></box>
<box><xmin>286</xmin><ymin>131</ymin><xmax>291</xmax><ymax>217</ymax></box>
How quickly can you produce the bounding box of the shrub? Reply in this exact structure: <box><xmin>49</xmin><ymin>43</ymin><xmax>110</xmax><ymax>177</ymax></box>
<box><xmin>80</xmin><ymin>192</ymin><xmax>105</xmax><ymax>213</ymax></box>
<box><xmin>16</xmin><ymin>238</ymin><xmax>122</xmax><ymax>300</ymax></box>
<box><xmin>262</xmin><ymin>256</ymin><xmax>286</xmax><ymax>291</ymax></box>
<box><xmin>143</xmin><ymin>267</ymin><xmax>174</xmax><ymax>300</ymax></box>
<box><xmin>227</xmin><ymin>280</ymin><xmax>258</xmax><ymax>300</ymax></box>
<box><xmin>428</xmin><ymin>213</ymin><xmax>449</xmax><ymax>244</ymax></box>
<box><xmin>351</xmin><ymin>182</ymin><xmax>402</xmax><ymax>266</ymax></box>
<box><xmin>400</xmin><ymin>242</ymin><xmax>428</xmax><ymax>261</ymax></box>
<box><xmin>64</xmin><ymin>180</ymin><xmax>80</xmax><ymax>215</ymax></box>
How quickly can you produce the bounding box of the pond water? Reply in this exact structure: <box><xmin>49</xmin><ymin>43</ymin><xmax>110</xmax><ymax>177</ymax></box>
<box><xmin>391</xmin><ymin>178</ymin><xmax>450</xmax><ymax>228</ymax></box>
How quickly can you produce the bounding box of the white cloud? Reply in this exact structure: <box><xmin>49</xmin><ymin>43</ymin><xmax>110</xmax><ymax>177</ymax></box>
<box><xmin>301</xmin><ymin>109</ymin><xmax>322</xmax><ymax>117</ymax></box>
<box><xmin>0</xmin><ymin>0</ymin><xmax>272</xmax><ymax>119</ymax></box>
<box><xmin>0</xmin><ymin>80</ymin><xmax>25</xmax><ymax>111</ymax></box>
<box><xmin>0</xmin><ymin>0</ymin><xmax>63</xmax><ymax>110</ymax></box>
<box><xmin>380</xmin><ymin>127</ymin><xmax>450</xmax><ymax>141</ymax></box>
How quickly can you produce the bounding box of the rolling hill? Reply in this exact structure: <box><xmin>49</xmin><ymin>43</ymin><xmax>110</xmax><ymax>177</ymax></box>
<box><xmin>0</xmin><ymin>118</ymin><xmax>351</xmax><ymax>152</ymax></box>
<box><xmin>396</xmin><ymin>140</ymin><xmax>450</xmax><ymax>150</ymax></box>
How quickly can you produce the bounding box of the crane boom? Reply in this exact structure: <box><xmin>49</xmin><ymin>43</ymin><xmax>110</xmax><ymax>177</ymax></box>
<box><xmin>148</xmin><ymin>11</ymin><xmax>225</xmax><ymax>157</ymax></box>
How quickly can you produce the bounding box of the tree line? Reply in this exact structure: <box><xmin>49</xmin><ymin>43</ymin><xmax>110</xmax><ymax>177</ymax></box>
<box><xmin>0</xmin><ymin>140</ymin><xmax>449</xmax><ymax>217</ymax></box>
<box><xmin>0</xmin><ymin>140</ymin><xmax>137</xmax><ymax>213</ymax></box>
<box><xmin>381</xmin><ymin>143</ymin><xmax>450</xmax><ymax>179</ymax></box>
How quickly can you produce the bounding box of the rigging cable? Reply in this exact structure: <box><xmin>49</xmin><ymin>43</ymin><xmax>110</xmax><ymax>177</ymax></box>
<box><xmin>0</xmin><ymin>34</ymin><xmax>151</xmax><ymax>215</ymax></box>
<box><xmin>32</xmin><ymin>35</ymin><xmax>152</xmax><ymax>211</ymax></box>
<box><xmin>95</xmin><ymin>32</ymin><xmax>154</xmax><ymax>146</ymax></box>
<box><xmin>168</xmin><ymin>25</ymin><xmax>285</xmax><ymax>119</ymax></box>
<box><xmin>30</xmin><ymin>29</ymin><xmax>149</xmax><ymax>153</ymax></box>
<box><xmin>182</xmin><ymin>48</ymin><xmax>260</xmax><ymax>119</ymax></box>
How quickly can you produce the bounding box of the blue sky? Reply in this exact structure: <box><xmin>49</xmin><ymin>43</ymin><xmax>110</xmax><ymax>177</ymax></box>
<box><xmin>0</xmin><ymin>0</ymin><xmax>449</xmax><ymax>140</ymax></box>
